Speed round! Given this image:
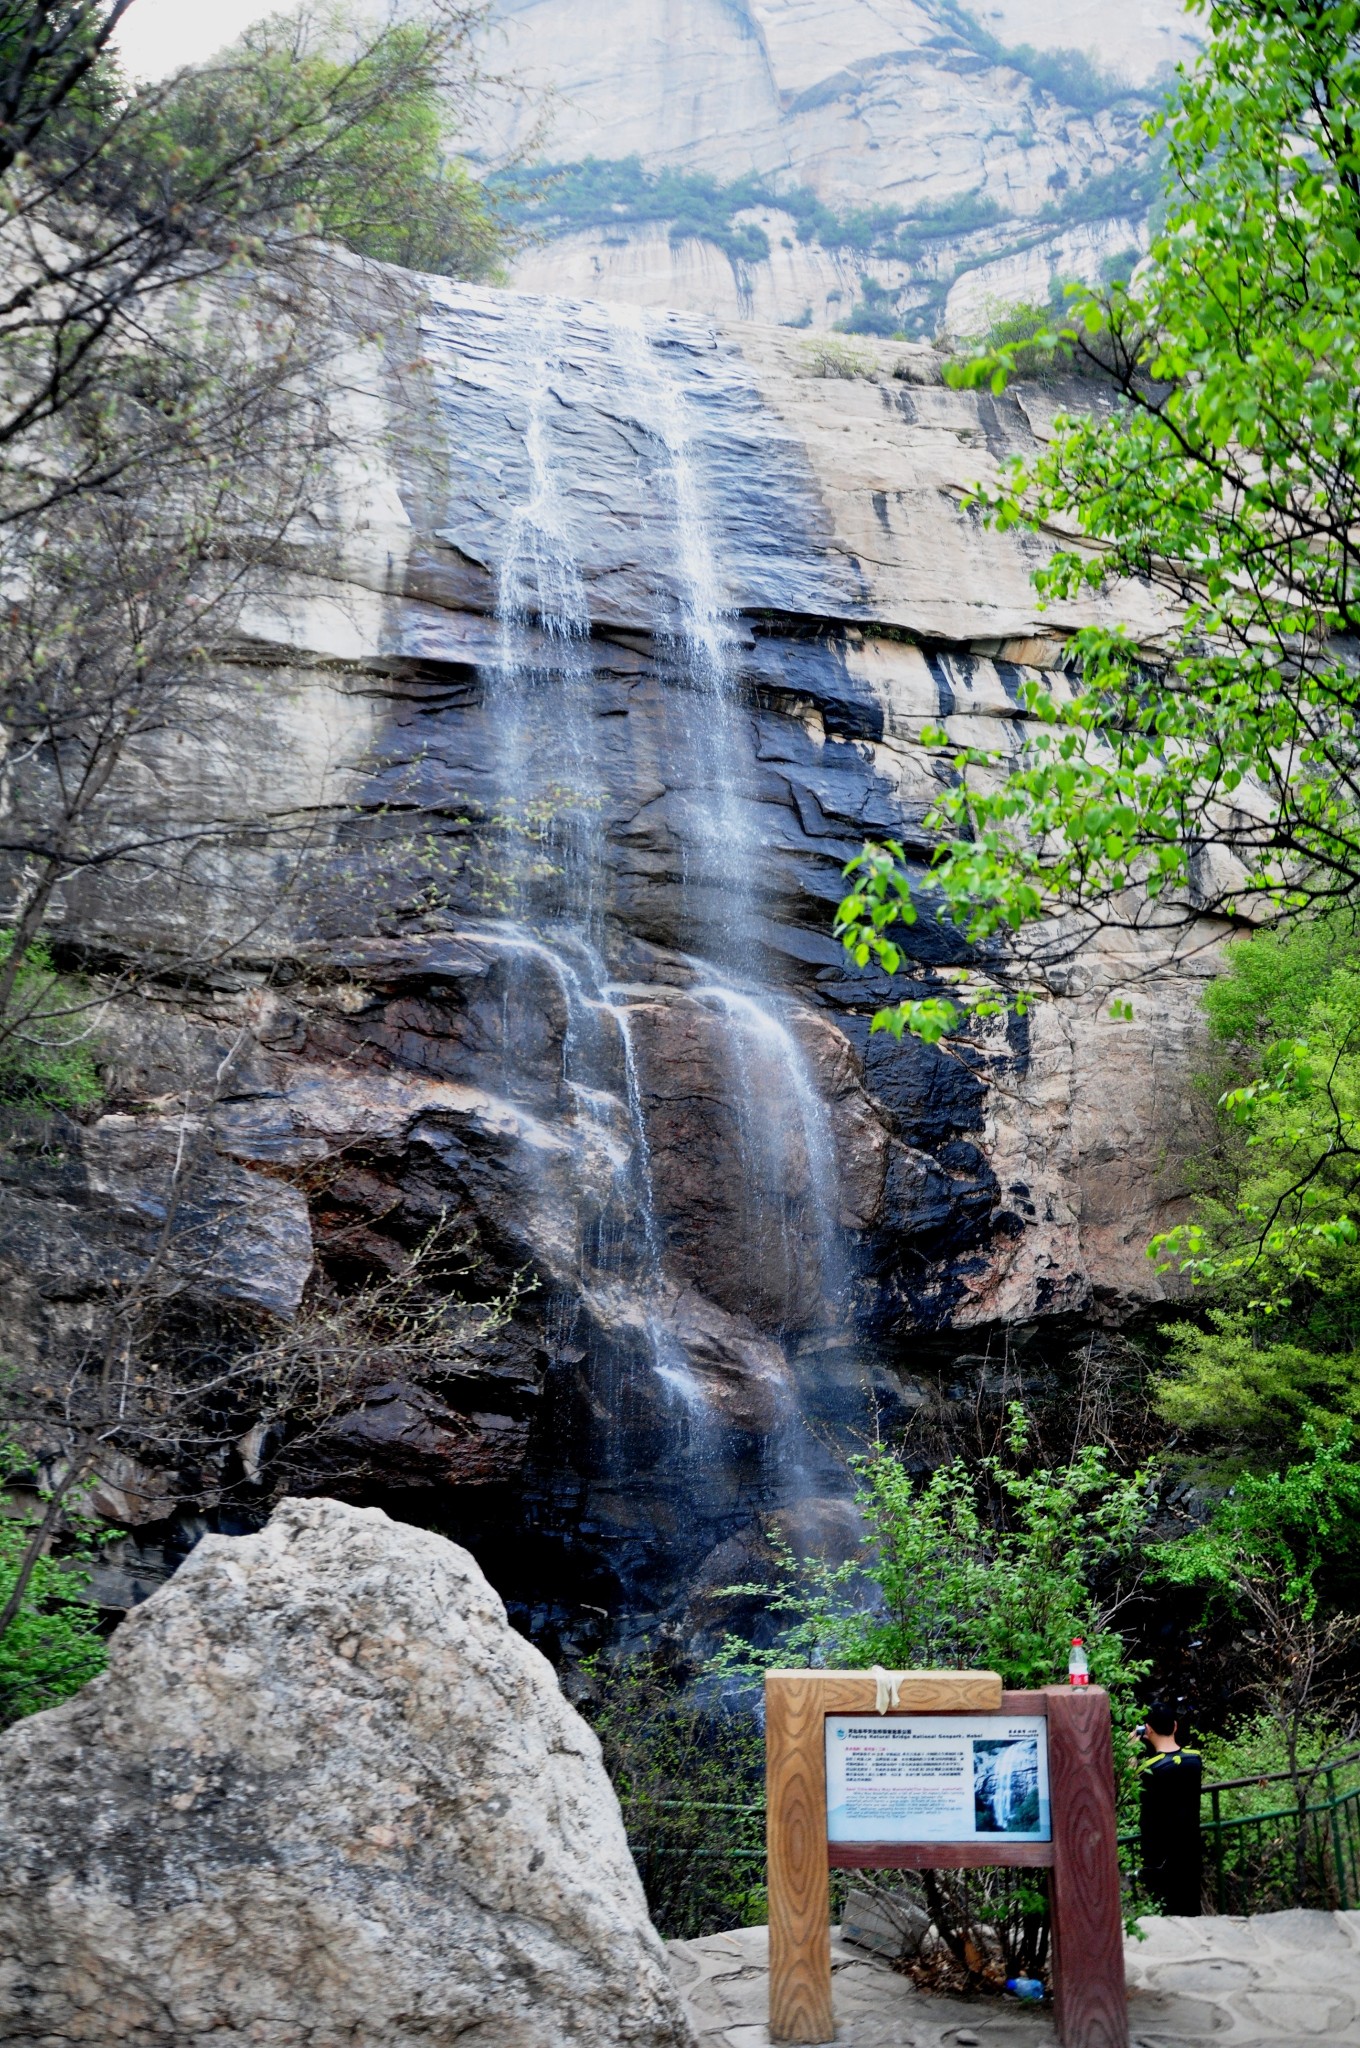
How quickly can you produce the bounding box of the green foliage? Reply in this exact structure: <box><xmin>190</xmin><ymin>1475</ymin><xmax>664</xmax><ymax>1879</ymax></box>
<box><xmin>0</xmin><ymin>1</ymin><xmax>128</xmax><ymax>175</ymax></box>
<box><xmin>1148</xmin><ymin>1431</ymin><xmax>1360</xmax><ymax>1828</ymax></box>
<box><xmin>0</xmin><ymin>1458</ymin><xmax>108</xmax><ymax>1726</ymax></box>
<box><xmin>798</xmin><ymin>335</ymin><xmax>873</xmax><ymax>380</ymax></box>
<box><xmin>945</xmin><ymin>291</ymin><xmax>1114</xmax><ymax>375</ymax></box>
<box><xmin>1149</xmin><ymin>918</ymin><xmax>1360</xmax><ymax>1450</ymax></box>
<box><xmin>146</xmin><ymin>11</ymin><xmax>507</xmax><ymax>277</ymax></box>
<box><xmin>1151</xmin><ymin>1429</ymin><xmax>1360</xmax><ymax>1621</ymax></box>
<box><xmin>836</xmin><ymin>277</ymin><xmax>904</xmax><ymax>338</ymax></box>
<box><xmin>717</xmin><ymin>1406</ymin><xmax>1148</xmax><ymax>1703</ymax></box>
<box><xmin>932</xmin><ymin>0</ymin><xmax>1144</xmax><ymax>115</ymax></box>
<box><xmin>579</xmin><ymin>1654</ymin><xmax>766</xmax><ymax>1939</ymax></box>
<box><xmin>0</xmin><ymin>936</ymin><xmax>101</xmax><ymax>1113</ymax></box>
<box><xmin>502</xmin><ymin>157</ymin><xmax>1014</xmax><ymax>271</ymax></box>
<box><xmin>1197</xmin><ymin>1710</ymin><xmax>1353</xmax><ymax>1810</ymax></box>
<box><xmin>838</xmin><ymin>0</ymin><xmax>1360</xmax><ymax>1042</ymax></box>
<box><xmin>714</xmin><ymin>1408</ymin><xmax>1150</xmax><ymax>1941</ymax></box>
<box><xmin>502</xmin><ymin>156</ymin><xmax>773</xmax><ymax>264</ymax></box>
<box><xmin>1158</xmin><ymin>1310</ymin><xmax>1360</xmax><ymax>1448</ymax></box>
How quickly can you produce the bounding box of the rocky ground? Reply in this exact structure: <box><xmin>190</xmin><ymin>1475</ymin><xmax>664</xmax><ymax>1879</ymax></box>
<box><xmin>671</xmin><ymin>1912</ymin><xmax>1360</xmax><ymax>2045</ymax></box>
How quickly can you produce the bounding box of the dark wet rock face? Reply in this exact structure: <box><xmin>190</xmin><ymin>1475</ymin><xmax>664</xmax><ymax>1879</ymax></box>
<box><xmin>1</xmin><ymin>286</ymin><xmax>1209</xmax><ymax>1653</ymax></box>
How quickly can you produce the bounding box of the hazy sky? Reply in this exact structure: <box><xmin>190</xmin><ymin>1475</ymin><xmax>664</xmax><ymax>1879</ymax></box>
<box><xmin>114</xmin><ymin>0</ymin><xmax>275</xmax><ymax>79</ymax></box>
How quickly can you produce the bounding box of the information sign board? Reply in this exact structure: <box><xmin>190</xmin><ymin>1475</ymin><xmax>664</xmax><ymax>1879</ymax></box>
<box><xmin>825</xmin><ymin>1712</ymin><xmax>1051</xmax><ymax>1845</ymax></box>
<box><xmin>764</xmin><ymin>1672</ymin><xmax>1128</xmax><ymax>2048</ymax></box>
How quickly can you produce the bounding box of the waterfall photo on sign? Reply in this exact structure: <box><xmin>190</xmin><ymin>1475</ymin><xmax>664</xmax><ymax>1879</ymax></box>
<box><xmin>973</xmin><ymin>1738</ymin><xmax>1042</xmax><ymax>1836</ymax></box>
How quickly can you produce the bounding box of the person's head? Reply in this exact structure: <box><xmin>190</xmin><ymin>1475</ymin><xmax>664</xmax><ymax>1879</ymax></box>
<box><xmin>1145</xmin><ymin>1702</ymin><xmax>1178</xmax><ymax>1739</ymax></box>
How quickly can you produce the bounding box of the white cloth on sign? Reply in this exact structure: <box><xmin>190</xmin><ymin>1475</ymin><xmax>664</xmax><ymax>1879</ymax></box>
<box><xmin>869</xmin><ymin>1666</ymin><xmax>903</xmax><ymax>1714</ymax></box>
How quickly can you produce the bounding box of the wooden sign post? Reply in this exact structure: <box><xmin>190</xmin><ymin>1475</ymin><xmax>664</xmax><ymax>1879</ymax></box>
<box><xmin>765</xmin><ymin>1670</ymin><xmax>1126</xmax><ymax>2048</ymax></box>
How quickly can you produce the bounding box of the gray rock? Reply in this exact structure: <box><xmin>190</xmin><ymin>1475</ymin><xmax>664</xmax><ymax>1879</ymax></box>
<box><xmin>0</xmin><ymin>1496</ymin><xmax>694</xmax><ymax>2048</ymax></box>
<box><xmin>0</xmin><ymin>277</ymin><xmax>1218</xmax><ymax>1646</ymax></box>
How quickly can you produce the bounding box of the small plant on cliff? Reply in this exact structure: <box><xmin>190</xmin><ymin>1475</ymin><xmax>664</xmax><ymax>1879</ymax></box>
<box><xmin>152</xmin><ymin>10</ymin><xmax>515</xmax><ymax>279</ymax></box>
<box><xmin>798</xmin><ymin>335</ymin><xmax>873</xmax><ymax>379</ymax></box>
<box><xmin>0</xmin><ymin>1447</ymin><xmax>108</xmax><ymax>1725</ymax></box>
<box><xmin>0</xmin><ymin>936</ymin><xmax>102</xmax><ymax>1115</ymax></box>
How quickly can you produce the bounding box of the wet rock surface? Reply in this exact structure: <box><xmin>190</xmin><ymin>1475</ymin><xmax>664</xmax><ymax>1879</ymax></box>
<box><xmin>1</xmin><ymin>285</ymin><xmax>1214</xmax><ymax>1648</ymax></box>
<box><xmin>0</xmin><ymin>1496</ymin><xmax>693</xmax><ymax>2048</ymax></box>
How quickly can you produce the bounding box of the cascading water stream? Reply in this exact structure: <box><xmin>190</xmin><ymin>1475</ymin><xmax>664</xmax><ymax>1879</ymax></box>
<box><xmin>609</xmin><ymin>305</ymin><xmax>847</xmax><ymax>1331</ymax></box>
<box><xmin>423</xmin><ymin>281</ymin><xmax>864</xmax><ymax>1560</ymax></box>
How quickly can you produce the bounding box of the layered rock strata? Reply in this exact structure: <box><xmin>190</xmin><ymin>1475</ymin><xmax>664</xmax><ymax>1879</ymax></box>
<box><xmin>1</xmin><ymin>282</ymin><xmax>1212</xmax><ymax>1646</ymax></box>
<box><xmin>489</xmin><ymin>0</ymin><xmax>1194</xmax><ymax>330</ymax></box>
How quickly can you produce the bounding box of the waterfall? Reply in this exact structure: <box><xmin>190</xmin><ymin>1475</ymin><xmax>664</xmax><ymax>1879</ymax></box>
<box><xmin>420</xmin><ymin>282</ymin><xmax>862</xmax><ymax>1587</ymax></box>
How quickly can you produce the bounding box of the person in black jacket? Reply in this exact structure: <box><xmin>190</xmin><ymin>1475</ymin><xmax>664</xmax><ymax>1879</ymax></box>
<box><xmin>1135</xmin><ymin>1702</ymin><xmax>1204</xmax><ymax>1915</ymax></box>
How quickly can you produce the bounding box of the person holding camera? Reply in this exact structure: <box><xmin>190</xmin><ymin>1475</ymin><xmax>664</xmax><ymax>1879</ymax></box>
<box><xmin>1133</xmin><ymin>1702</ymin><xmax>1204</xmax><ymax>1916</ymax></box>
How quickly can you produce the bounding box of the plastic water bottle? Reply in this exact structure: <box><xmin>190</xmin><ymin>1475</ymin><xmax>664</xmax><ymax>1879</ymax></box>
<box><xmin>1067</xmin><ymin>1637</ymin><xmax>1089</xmax><ymax>1686</ymax></box>
<box><xmin>1006</xmin><ymin>1977</ymin><xmax>1045</xmax><ymax>2003</ymax></box>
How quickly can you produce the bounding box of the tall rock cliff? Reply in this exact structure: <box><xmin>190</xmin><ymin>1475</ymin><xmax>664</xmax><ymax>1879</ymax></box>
<box><xmin>2</xmin><ymin>277</ymin><xmax>1211</xmax><ymax>1653</ymax></box>
<box><xmin>488</xmin><ymin>0</ymin><xmax>1195</xmax><ymax>334</ymax></box>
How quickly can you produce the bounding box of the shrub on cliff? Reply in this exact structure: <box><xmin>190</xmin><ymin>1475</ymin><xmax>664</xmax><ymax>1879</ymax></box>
<box><xmin>715</xmin><ymin>1404</ymin><xmax>1148</xmax><ymax>1705</ymax></box>
<box><xmin>0</xmin><ymin>937</ymin><xmax>101</xmax><ymax>1113</ymax></box>
<box><xmin>1151</xmin><ymin>915</ymin><xmax>1360</xmax><ymax>1453</ymax></box>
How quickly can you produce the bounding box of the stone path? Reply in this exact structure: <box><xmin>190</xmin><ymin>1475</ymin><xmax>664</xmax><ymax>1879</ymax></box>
<box><xmin>669</xmin><ymin>1910</ymin><xmax>1360</xmax><ymax>2045</ymax></box>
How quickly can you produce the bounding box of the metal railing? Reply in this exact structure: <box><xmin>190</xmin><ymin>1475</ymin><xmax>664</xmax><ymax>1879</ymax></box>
<box><xmin>626</xmin><ymin>1749</ymin><xmax>1360</xmax><ymax>1920</ymax></box>
<box><xmin>1117</xmin><ymin>1748</ymin><xmax>1360</xmax><ymax>1914</ymax></box>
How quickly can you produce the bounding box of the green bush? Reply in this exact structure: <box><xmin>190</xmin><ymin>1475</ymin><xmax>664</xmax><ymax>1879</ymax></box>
<box><xmin>0</xmin><ymin>1464</ymin><xmax>108</xmax><ymax>1726</ymax></box>
<box><xmin>706</xmin><ymin>1408</ymin><xmax>1148</xmax><ymax>1965</ymax></box>
<box><xmin>1197</xmin><ymin>1711</ymin><xmax>1354</xmax><ymax>1813</ymax></box>
<box><xmin>579</xmin><ymin>1654</ymin><xmax>766</xmax><ymax>1939</ymax></box>
<box><xmin>717</xmin><ymin>1407</ymin><xmax>1146</xmax><ymax>1701</ymax></box>
<box><xmin>1153</xmin><ymin>916</ymin><xmax>1360</xmax><ymax>1454</ymax></box>
<box><xmin>0</xmin><ymin>936</ymin><xmax>102</xmax><ymax>1113</ymax></box>
<box><xmin>798</xmin><ymin>335</ymin><xmax>873</xmax><ymax>379</ymax></box>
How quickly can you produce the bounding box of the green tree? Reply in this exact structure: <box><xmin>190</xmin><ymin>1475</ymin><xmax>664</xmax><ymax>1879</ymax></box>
<box><xmin>837</xmin><ymin>0</ymin><xmax>1360</xmax><ymax>1046</ymax></box>
<box><xmin>0</xmin><ymin>1</ymin><xmax>130</xmax><ymax>179</ymax></box>
<box><xmin>1151</xmin><ymin>917</ymin><xmax>1360</xmax><ymax>1450</ymax></box>
<box><xmin>0</xmin><ymin>1</ymin><xmax>526</xmax><ymax>1107</ymax></box>
<box><xmin>0</xmin><ymin>1</ymin><xmax>516</xmax><ymax>498</ymax></box>
<box><xmin>152</xmin><ymin>9</ymin><xmax>510</xmax><ymax>278</ymax></box>
<box><xmin>1151</xmin><ymin>1431</ymin><xmax>1360</xmax><ymax>1888</ymax></box>
<box><xmin>0</xmin><ymin>1451</ymin><xmax>108</xmax><ymax>1725</ymax></box>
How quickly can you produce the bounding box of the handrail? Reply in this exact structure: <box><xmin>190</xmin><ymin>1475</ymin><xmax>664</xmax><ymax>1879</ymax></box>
<box><xmin>627</xmin><ymin>1748</ymin><xmax>1360</xmax><ymax>1820</ymax></box>
<box><xmin>1190</xmin><ymin>1747</ymin><xmax>1360</xmax><ymax>1796</ymax></box>
<box><xmin>629</xmin><ymin>1768</ymin><xmax>1360</xmax><ymax>1908</ymax></box>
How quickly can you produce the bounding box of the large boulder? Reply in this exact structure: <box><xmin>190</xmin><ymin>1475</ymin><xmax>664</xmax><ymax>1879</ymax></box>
<box><xmin>0</xmin><ymin>1497</ymin><xmax>694</xmax><ymax>2048</ymax></box>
